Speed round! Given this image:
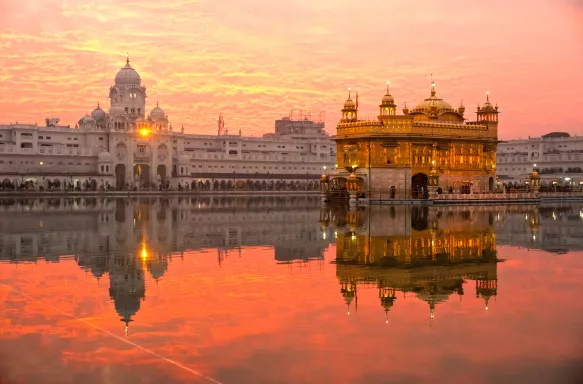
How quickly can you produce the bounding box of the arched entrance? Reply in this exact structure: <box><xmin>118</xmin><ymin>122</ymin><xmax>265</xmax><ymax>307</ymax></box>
<box><xmin>134</xmin><ymin>164</ymin><xmax>150</xmax><ymax>186</ymax></box>
<box><xmin>157</xmin><ymin>165</ymin><xmax>167</xmax><ymax>185</ymax></box>
<box><xmin>115</xmin><ymin>164</ymin><xmax>126</xmax><ymax>190</ymax></box>
<box><xmin>488</xmin><ymin>177</ymin><xmax>494</xmax><ymax>192</ymax></box>
<box><xmin>411</xmin><ymin>173</ymin><xmax>428</xmax><ymax>199</ymax></box>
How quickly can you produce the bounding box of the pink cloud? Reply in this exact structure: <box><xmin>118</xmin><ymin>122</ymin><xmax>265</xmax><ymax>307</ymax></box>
<box><xmin>0</xmin><ymin>0</ymin><xmax>582</xmax><ymax>138</ymax></box>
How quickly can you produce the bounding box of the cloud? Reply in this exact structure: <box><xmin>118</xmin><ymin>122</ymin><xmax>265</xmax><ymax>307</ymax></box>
<box><xmin>0</xmin><ymin>0</ymin><xmax>581</xmax><ymax>137</ymax></box>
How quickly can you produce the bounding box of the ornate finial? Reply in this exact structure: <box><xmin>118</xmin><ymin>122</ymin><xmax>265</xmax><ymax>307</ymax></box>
<box><xmin>486</xmin><ymin>91</ymin><xmax>490</xmax><ymax>102</ymax></box>
<box><xmin>431</xmin><ymin>75</ymin><xmax>436</xmax><ymax>96</ymax></box>
<box><xmin>386</xmin><ymin>80</ymin><xmax>390</xmax><ymax>92</ymax></box>
<box><xmin>461</xmin><ymin>100</ymin><xmax>464</xmax><ymax>106</ymax></box>
<box><xmin>348</xmin><ymin>87</ymin><xmax>351</xmax><ymax>99</ymax></box>
<box><xmin>156</xmin><ymin>101</ymin><xmax>159</xmax><ymax>107</ymax></box>
<box><xmin>126</xmin><ymin>52</ymin><xmax>129</xmax><ymax>64</ymax></box>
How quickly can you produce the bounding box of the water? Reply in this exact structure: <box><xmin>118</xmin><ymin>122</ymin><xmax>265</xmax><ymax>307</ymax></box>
<box><xmin>0</xmin><ymin>197</ymin><xmax>582</xmax><ymax>384</ymax></box>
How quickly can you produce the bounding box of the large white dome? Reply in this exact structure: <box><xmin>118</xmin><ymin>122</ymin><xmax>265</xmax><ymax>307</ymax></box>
<box><xmin>115</xmin><ymin>59</ymin><xmax>141</xmax><ymax>86</ymax></box>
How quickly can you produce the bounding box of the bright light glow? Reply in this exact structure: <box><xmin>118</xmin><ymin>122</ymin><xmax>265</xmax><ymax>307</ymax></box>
<box><xmin>139</xmin><ymin>129</ymin><xmax>150</xmax><ymax>137</ymax></box>
<box><xmin>565</xmin><ymin>177</ymin><xmax>571</xmax><ymax>181</ymax></box>
<box><xmin>534</xmin><ymin>163</ymin><xmax>537</xmax><ymax>167</ymax></box>
<box><xmin>323</xmin><ymin>166</ymin><xmax>327</xmax><ymax>170</ymax></box>
<box><xmin>39</xmin><ymin>161</ymin><xmax>44</xmax><ymax>165</ymax></box>
<box><xmin>140</xmin><ymin>246</ymin><xmax>148</xmax><ymax>260</ymax></box>
<box><xmin>322</xmin><ymin>232</ymin><xmax>326</xmax><ymax>240</ymax></box>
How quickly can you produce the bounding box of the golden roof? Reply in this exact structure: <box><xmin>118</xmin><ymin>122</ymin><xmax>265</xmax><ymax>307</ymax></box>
<box><xmin>343</xmin><ymin>89</ymin><xmax>356</xmax><ymax>110</ymax></box>
<box><xmin>381</xmin><ymin>83</ymin><xmax>395</xmax><ymax>105</ymax></box>
<box><xmin>411</xmin><ymin>83</ymin><xmax>455</xmax><ymax>115</ymax></box>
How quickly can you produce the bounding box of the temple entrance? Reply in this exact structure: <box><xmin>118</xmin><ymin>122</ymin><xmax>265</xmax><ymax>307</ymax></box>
<box><xmin>411</xmin><ymin>173</ymin><xmax>428</xmax><ymax>199</ymax></box>
<box><xmin>157</xmin><ymin>165</ymin><xmax>167</xmax><ymax>185</ymax></box>
<box><xmin>134</xmin><ymin>164</ymin><xmax>150</xmax><ymax>187</ymax></box>
<box><xmin>489</xmin><ymin>177</ymin><xmax>494</xmax><ymax>192</ymax></box>
<box><xmin>115</xmin><ymin>164</ymin><xmax>126</xmax><ymax>190</ymax></box>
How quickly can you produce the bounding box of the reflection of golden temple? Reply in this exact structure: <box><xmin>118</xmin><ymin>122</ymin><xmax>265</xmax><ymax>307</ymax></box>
<box><xmin>329</xmin><ymin>205</ymin><xmax>501</xmax><ymax>323</ymax></box>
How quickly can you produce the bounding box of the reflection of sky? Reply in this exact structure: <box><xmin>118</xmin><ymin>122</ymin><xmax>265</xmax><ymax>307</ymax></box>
<box><xmin>1</xmin><ymin>1</ymin><xmax>582</xmax><ymax>139</ymax></box>
<box><xmin>1</xmin><ymin>244</ymin><xmax>583</xmax><ymax>383</ymax></box>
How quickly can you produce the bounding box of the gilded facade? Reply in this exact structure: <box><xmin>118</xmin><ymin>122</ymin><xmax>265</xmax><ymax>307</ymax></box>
<box><xmin>328</xmin><ymin>82</ymin><xmax>500</xmax><ymax>198</ymax></box>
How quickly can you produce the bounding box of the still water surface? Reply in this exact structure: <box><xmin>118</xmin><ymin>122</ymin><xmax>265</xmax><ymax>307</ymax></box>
<box><xmin>0</xmin><ymin>197</ymin><xmax>582</xmax><ymax>384</ymax></box>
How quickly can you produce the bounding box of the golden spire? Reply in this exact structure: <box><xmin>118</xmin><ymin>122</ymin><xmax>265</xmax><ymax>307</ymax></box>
<box><xmin>126</xmin><ymin>52</ymin><xmax>130</xmax><ymax>65</ymax></box>
<box><xmin>348</xmin><ymin>87</ymin><xmax>351</xmax><ymax>99</ymax></box>
<box><xmin>386</xmin><ymin>80</ymin><xmax>390</xmax><ymax>93</ymax></box>
<box><xmin>431</xmin><ymin>74</ymin><xmax>436</xmax><ymax>97</ymax></box>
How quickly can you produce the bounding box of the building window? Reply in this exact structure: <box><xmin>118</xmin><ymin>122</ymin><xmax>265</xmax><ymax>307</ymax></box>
<box><xmin>138</xmin><ymin>144</ymin><xmax>146</xmax><ymax>153</ymax></box>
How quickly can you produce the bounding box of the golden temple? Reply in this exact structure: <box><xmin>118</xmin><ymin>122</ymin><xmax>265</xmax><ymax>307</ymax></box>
<box><xmin>325</xmin><ymin>81</ymin><xmax>500</xmax><ymax>199</ymax></box>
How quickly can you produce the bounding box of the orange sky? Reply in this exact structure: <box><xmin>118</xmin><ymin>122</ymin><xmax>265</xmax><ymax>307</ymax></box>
<box><xmin>1</xmin><ymin>0</ymin><xmax>582</xmax><ymax>139</ymax></box>
<box><xmin>1</xmin><ymin>245</ymin><xmax>583</xmax><ymax>383</ymax></box>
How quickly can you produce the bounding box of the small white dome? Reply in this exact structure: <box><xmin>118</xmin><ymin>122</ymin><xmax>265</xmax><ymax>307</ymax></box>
<box><xmin>115</xmin><ymin>59</ymin><xmax>141</xmax><ymax>86</ymax></box>
<box><xmin>91</xmin><ymin>103</ymin><xmax>106</xmax><ymax>120</ymax></box>
<box><xmin>149</xmin><ymin>103</ymin><xmax>166</xmax><ymax>119</ymax></box>
<box><xmin>79</xmin><ymin>114</ymin><xmax>95</xmax><ymax>124</ymax></box>
<box><xmin>98</xmin><ymin>151</ymin><xmax>113</xmax><ymax>162</ymax></box>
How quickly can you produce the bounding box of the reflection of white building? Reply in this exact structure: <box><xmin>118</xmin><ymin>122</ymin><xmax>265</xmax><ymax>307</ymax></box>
<box><xmin>496</xmin><ymin>132</ymin><xmax>583</xmax><ymax>185</ymax></box>
<box><xmin>0</xmin><ymin>196</ymin><xmax>332</xmax><ymax>333</ymax></box>
<box><xmin>493</xmin><ymin>204</ymin><xmax>583</xmax><ymax>253</ymax></box>
<box><xmin>0</xmin><ymin>196</ymin><xmax>331</xmax><ymax>264</ymax></box>
<box><xmin>0</xmin><ymin>58</ymin><xmax>335</xmax><ymax>190</ymax></box>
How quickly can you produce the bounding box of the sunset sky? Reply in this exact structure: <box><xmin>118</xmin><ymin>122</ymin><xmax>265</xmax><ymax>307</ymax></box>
<box><xmin>1</xmin><ymin>0</ymin><xmax>582</xmax><ymax>139</ymax></box>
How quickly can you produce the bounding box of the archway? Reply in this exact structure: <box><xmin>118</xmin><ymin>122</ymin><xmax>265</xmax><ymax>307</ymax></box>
<box><xmin>115</xmin><ymin>164</ymin><xmax>126</xmax><ymax>190</ymax></box>
<box><xmin>411</xmin><ymin>173</ymin><xmax>428</xmax><ymax>199</ymax></box>
<box><xmin>134</xmin><ymin>164</ymin><xmax>150</xmax><ymax>187</ymax></box>
<box><xmin>219</xmin><ymin>180</ymin><xmax>226</xmax><ymax>190</ymax></box>
<box><xmin>488</xmin><ymin>177</ymin><xmax>494</xmax><ymax>192</ymax></box>
<box><xmin>157</xmin><ymin>165</ymin><xmax>167</xmax><ymax>185</ymax></box>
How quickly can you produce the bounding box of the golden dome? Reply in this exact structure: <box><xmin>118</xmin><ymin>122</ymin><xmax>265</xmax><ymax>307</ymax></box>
<box><xmin>480</xmin><ymin>93</ymin><xmax>496</xmax><ymax>111</ymax></box>
<box><xmin>344</xmin><ymin>98</ymin><xmax>356</xmax><ymax>109</ymax></box>
<box><xmin>381</xmin><ymin>83</ymin><xmax>395</xmax><ymax>105</ymax></box>
<box><xmin>343</xmin><ymin>88</ymin><xmax>356</xmax><ymax>110</ymax></box>
<box><xmin>411</xmin><ymin>83</ymin><xmax>455</xmax><ymax>115</ymax></box>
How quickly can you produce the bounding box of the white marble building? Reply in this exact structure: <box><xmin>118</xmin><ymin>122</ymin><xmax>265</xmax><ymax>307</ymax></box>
<box><xmin>0</xmin><ymin>59</ymin><xmax>335</xmax><ymax>191</ymax></box>
<box><xmin>497</xmin><ymin>132</ymin><xmax>583</xmax><ymax>186</ymax></box>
